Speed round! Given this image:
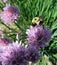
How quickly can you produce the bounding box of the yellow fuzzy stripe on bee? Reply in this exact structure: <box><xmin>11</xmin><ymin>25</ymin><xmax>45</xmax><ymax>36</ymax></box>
<box><xmin>32</xmin><ymin>17</ymin><xmax>40</xmax><ymax>25</ymax></box>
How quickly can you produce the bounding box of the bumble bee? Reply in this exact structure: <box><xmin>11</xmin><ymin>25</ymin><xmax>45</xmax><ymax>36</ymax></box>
<box><xmin>32</xmin><ymin>16</ymin><xmax>43</xmax><ymax>26</ymax></box>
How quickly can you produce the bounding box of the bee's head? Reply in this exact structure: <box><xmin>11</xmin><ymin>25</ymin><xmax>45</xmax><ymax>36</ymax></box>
<box><xmin>32</xmin><ymin>16</ymin><xmax>43</xmax><ymax>26</ymax></box>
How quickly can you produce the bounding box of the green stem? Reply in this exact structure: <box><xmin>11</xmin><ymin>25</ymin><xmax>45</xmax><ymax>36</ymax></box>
<box><xmin>1</xmin><ymin>22</ymin><xmax>17</xmax><ymax>32</ymax></box>
<box><xmin>14</xmin><ymin>22</ymin><xmax>25</xmax><ymax>32</ymax></box>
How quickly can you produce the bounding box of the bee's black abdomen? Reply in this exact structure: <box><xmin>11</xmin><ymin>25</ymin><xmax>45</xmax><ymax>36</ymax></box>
<box><xmin>32</xmin><ymin>23</ymin><xmax>37</xmax><ymax>27</ymax></box>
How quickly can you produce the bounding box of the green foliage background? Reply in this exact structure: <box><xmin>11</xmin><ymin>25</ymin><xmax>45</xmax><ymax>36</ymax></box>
<box><xmin>0</xmin><ymin>0</ymin><xmax>57</xmax><ymax>65</ymax></box>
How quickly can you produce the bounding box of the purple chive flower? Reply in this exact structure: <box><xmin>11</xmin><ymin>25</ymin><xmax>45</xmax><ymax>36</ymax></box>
<box><xmin>0</xmin><ymin>5</ymin><xmax>20</xmax><ymax>24</ymax></box>
<box><xmin>0</xmin><ymin>43</ymin><xmax>28</xmax><ymax>65</ymax></box>
<box><xmin>0</xmin><ymin>61</ymin><xmax>2</xmax><ymax>65</ymax></box>
<box><xmin>26</xmin><ymin>25</ymin><xmax>51</xmax><ymax>48</ymax></box>
<box><xmin>0</xmin><ymin>30</ymin><xmax>3</xmax><ymax>35</ymax></box>
<box><xmin>0</xmin><ymin>37</ymin><xmax>13</xmax><ymax>46</ymax></box>
<box><xmin>25</xmin><ymin>45</ymin><xmax>40</xmax><ymax>63</ymax></box>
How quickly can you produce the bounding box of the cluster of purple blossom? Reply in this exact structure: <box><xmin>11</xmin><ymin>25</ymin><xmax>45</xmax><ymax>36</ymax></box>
<box><xmin>0</xmin><ymin>0</ymin><xmax>51</xmax><ymax>65</ymax></box>
<box><xmin>26</xmin><ymin>25</ymin><xmax>51</xmax><ymax>48</ymax></box>
<box><xmin>0</xmin><ymin>37</ymin><xmax>40</xmax><ymax>65</ymax></box>
<box><xmin>0</xmin><ymin>0</ymin><xmax>20</xmax><ymax>24</ymax></box>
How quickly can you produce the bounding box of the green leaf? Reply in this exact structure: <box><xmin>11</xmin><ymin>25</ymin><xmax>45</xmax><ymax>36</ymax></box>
<box><xmin>40</xmin><ymin>55</ymin><xmax>47</xmax><ymax>65</ymax></box>
<box><xmin>52</xmin><ymin>30</ymin><xmax>57</xmax><ymax>38</ymax></box>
